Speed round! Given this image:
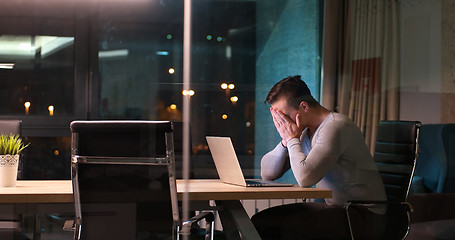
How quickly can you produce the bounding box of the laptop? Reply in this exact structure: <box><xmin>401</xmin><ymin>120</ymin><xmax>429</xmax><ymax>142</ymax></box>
<box><xmin>206</xmin><ymin>136</ymin><xmax>294</xmax><ymax>187</ymax></box>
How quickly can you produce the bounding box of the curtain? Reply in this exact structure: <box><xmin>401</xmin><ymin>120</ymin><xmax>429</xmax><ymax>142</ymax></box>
<box><xmin>321</xmin><ymin>0</ymin><xmax>351</xmax><ymax>112</ymax></box>
<box><xmin>322</xmin><ymin>0</ymin><xmax>399</xmax><ymax>151</ymax></box>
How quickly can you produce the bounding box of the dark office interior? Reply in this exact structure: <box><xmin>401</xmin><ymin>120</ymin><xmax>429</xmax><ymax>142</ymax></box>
<box><xmin>1</xmin><ymin>0</ymin><xmax>455</xmax><ymax>239</ymax></box>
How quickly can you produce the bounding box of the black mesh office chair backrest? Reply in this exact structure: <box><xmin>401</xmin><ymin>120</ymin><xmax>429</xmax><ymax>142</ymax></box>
<box><xmin>70</xmin><ymin>120</ymin><xmax>172</xmax><ymax>158</ymax></box>
<box><xmin>374</xmin><ymin>121</ymin><xmax>421</xmax><ymax>240</ymax></box>
<box><xmin>70</xmin><ymin>120</ymin><xmax>179</xmax><ymax>240</ymax></box>
<box><xmin>374</xmin><ymin>120</ymin><xmax>422</xmax><ymax>202</ymax></box>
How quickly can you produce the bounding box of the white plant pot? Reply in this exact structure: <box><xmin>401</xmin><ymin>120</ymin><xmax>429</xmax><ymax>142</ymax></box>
<box><xmin>0</xmin><ymin>154</ymin><xmax>19</xmax><ymax>187</ymax></box>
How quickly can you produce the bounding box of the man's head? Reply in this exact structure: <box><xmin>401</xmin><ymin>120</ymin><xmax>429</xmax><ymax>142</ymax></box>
<box><xmin>265</xmin><ymin>75</ymin><xmax>318</xmax><ymax>110</ymax></box>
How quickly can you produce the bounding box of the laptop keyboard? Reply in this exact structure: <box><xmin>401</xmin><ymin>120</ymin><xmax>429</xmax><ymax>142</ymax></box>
<box><xmin>245</xmin><ymin>180</ymin><xmax>265</xmax><ymax>186</ymax></box>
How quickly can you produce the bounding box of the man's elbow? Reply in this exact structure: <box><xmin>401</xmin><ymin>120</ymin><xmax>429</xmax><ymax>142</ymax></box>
<box><xmin>296</xmin><ymin>175</ymin><xmax>318</xmax><ymax>188</ymax></box>
<box><xmin>261</xmin><ymin>170</ymin><xmax>278</xmax><ymax>180</ymax></box>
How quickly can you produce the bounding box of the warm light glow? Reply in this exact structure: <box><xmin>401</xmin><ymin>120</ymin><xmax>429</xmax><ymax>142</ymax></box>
<box><xmin>169</xmin><ymin>68</ymin><xmax>175</xmax><ymax>74</ymax></box>
<box><xmin>222</xmin><ymin>114</ymin><xmax>228</xmax><ymax>120</ymax></box>
<box><xmin>228</xmin><ymin>84</ymin><xmax>235</xmax><ymax>89</ymax></box>
<box><xmin>182</xmin><ymin>89</ymin><xmax>195</xmax><ymax>96</ymax></box>
<box><xmin>170</xmin><ymin>104</ymin><xmax>177</xmax><ymax>110</ymax></box>
<box><xmin>54</xmin><ymin>150</ymin><xmax>59</xmax><ymax>156</ymax></box>
<box><xmin>221</xmin><ymin>83</ymin><xmax>228</xmax><ymax>89</ymax></box>
<box><xmin>230</xmin><ymin>96</ymin><xmax>238</xmax><ymax>102</ymax></box>
<box><xmin>48</xmin><ymin>105</ymin><xmax>54</xmax><ymax>116</ymax></box>
<box><xmin>24</xmin><ymin>101</ymin><xmax>30</xmax><ymax>115</ymax></box>
<box><xmin>246</xmin><ymin>122</ymin><xmax>251</xmax><ymax>127</ymax></box>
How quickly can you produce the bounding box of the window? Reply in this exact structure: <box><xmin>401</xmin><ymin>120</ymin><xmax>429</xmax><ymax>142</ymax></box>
<box><xmin>0</xmin><ymin>0</ymin><xmax>322</xmax><ymax>181</ymax></box>
<box><xmin>95</xmin><ymin>0</ymin><xmax>322</xmax><ymax>180</ymax></box>
<box><xmin>0</xmin><ymin>35</ymin><xmax>75</xmax><ymax>116</ymax></box>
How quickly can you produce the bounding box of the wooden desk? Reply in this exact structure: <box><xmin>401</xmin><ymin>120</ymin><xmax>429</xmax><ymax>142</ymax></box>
<box><xmin>0</xmin><ymin>179</ymin><xmax>331</xmax><ymax>202</ymax></box>
<box><xmin>176</xmin><ymin>179</ymin><xmax>332</xmax><ymax>200</ymax></box>
<box><xmin>0</xmin><ymin>180</ymin><xmax>72</xmax><ymax>204</ymax></box>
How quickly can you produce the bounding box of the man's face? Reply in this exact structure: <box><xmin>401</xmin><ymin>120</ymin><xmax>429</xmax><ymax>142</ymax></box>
<box><xmin>270</xmin><ymin>97</ymin><xmax>299</xmax><ymax>122</ymax></box>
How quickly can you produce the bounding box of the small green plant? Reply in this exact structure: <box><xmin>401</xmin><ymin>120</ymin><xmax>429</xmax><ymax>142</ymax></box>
<box><xmin>0</xmin><ymin>134</ymin><xmax>29</xmax><ymax>155</ymax></box>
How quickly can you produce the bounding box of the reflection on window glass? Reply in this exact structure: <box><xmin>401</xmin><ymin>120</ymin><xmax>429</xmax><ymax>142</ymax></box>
<box><xmin>0</xmin><ymin>1</ymin><xmax>322</xmax><ymax>182</ymax></box>
<box><xmin>0</xmin><ymin>35</ymin><xmax>75</xmax><ymax>116</ymax></box>
<box><xmin>96</xmin><ymin>1</ymin><xmax>256</xmax><ymax>178</ymax></box>
<box><xmin>21</xmin><ymin>136</ymin><xmax>71</xmax><ymax>180</ymax></box>
<box><xmin>96</xmin><ymin>0</ymin><xmax>321</xmax><ymax>179</ymax></box>
<box><xmin>98</xmin><ymin>1</ymin><xmax>184</xmax><ymax>121</ymax></box>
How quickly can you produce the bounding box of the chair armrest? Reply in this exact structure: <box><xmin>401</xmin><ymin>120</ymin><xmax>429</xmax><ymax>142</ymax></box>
<box><xmin>345</xmin><ymin>200</ymin><xmax>413</xmax><ymax>212</ymax></box>
<box><xmin>180</xmin><ymin>211</ymin><xmax>215</xmax><ymax>236</ymax></box>
<box><xmin>345</xmin><ymin>200</ymin><xmax>413</xmax><ymax>240</ymax></box>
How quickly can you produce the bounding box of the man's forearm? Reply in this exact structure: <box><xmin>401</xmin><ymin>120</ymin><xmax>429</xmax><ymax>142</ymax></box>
<box><xmin>261</xmin><ymin>142</ymin><xmax>289</xmax><ymax>180</ymax></box>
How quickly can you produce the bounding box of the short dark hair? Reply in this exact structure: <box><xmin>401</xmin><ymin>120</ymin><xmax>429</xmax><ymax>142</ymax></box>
<box><xmin>265</xmin><ymin>75</ymin><xmax>318</xmax><ymax>109</ymax></box>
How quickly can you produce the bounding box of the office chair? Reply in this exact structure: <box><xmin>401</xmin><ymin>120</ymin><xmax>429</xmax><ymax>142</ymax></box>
<box><xmin>0</xmin><ymin>120</ymin><xmax>30</xmax><ymax>240</ymax></box>
<box><xmin>412</xmin><ymin>123</ymin><xmax>455</xmax><ymax>194</ymax></box>
<box><xmin>345</xmin><ymin>120</ymin><xmax>422</xmax><ymax>240</ymax></box>
<box><xmin>65</xmin><ymin>120</ymin><xmax>213</xmax><ymax>240</ymax></box>
<box><xmin>407</xmin><ymin>124</ymin><xmax>455</xmax><ymax>239</ymax></box>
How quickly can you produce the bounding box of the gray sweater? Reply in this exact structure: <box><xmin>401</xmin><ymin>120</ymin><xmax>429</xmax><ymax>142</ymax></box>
<box><xmin>261</xmin><ymin>112</ymin><xmax>387</xmax><ymax>214</ymax></box>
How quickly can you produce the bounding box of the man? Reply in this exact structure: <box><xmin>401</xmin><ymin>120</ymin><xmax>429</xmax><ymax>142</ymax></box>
<box><xmin>251</xmin><ymin>75</ymin><xmax>387</xmax><ymax>240</ymax></box>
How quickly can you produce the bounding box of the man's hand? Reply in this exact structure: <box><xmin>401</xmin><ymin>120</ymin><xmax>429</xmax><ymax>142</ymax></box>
<box><xmin>270</xmin><ymin>108</ymin><xmax>304</xmax><ymax>147</ymax></box>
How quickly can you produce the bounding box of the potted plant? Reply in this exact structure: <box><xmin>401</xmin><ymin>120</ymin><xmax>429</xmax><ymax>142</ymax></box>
<box><xmin>0</xmin><ymin>134</ymin><xmax>29</xmax><ymax>187</ymax></box>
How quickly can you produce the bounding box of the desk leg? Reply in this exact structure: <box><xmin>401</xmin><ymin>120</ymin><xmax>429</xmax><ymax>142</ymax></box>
<box><xmin>216</xmin><ymin>200</ymin><xmax>261</xmax><ymax>240</ymax></box>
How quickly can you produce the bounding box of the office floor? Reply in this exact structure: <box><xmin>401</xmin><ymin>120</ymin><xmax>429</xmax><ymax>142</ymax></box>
<box><xmin>20</xmin><ymin>214</ymin><xmax>226</xmax><ymax>240</ymax></box>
